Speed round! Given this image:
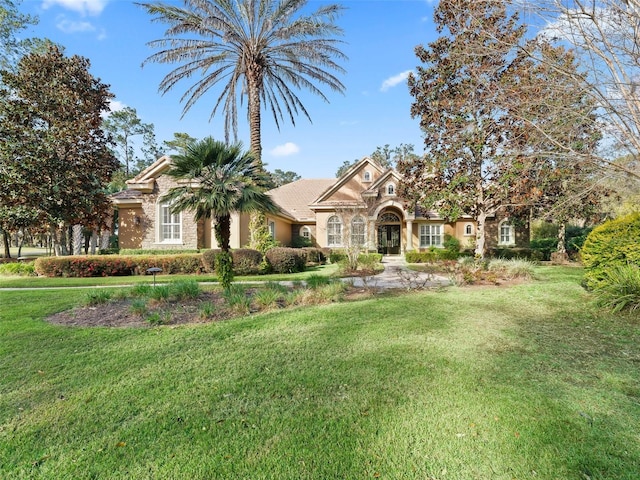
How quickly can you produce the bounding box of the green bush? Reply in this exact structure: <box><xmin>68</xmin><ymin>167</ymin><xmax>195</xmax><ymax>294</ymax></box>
<box><xmin>231</xmin><ymin>248</ymin><xmax>263</xmax><ymax>275</ymax></box>
<box><xmin>34</xmin><ymin>254</ymin><xmax>203</xmax><ymax>277</ymax></box>
<box><xmin>487</xmin><ymin>247</ymin><xmax>534</xmax><ymax>260</ymax></box>
<box><xmin>299</xmin><ymin>247</ymin><xmax>327</xmax><ymax>265</ymax></box>
<box><xmin>265</xmin><ymin>247</ymin><xmax>306</xmax><ymax>273</ymax></box>
<box><xmin>582</xmin><ymin>213</ymin><xmax>640</xmax><ymax>288</ymax></box>
<box><xmin>120</xmin><ymin>248</ymin><xmax>200</xmax><ymax>255</ymax></box>
<box><xmin>329</xmin><ymin>249</ymin><xmax>347</xmax><ymax>264</ymax></box>
<box><xmin>405</xmin><ymin>249</ymin><xmax>460</xmax><ymax>263</ymax></box>
<box><xmin>592</xmin><ymin>265</ymin><xmax>640</xmax><ymax>312</ymax></box>
<box><xmin>530</xmin><ymin>238</ymin><xmax>557</xmax><ymax>261</ymax></box>
<box><xmin>201</xmin><ymin>249</ymin><xmax>221</xmax><ymax>273</ymax></box>
<box><xmin>0</xmin><ymin>261</ymin><xmax>35</xmax><ymax>276</ymax></box>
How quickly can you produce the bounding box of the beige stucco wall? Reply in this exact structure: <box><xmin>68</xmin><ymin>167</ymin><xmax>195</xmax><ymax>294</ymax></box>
<box><xmin>118</xmin><ymin>206</ymin><xmax>145</xmax><ymax>249</ymax></box>
<box><xmin>267</xmin><ymin>216</ymin><xmax>292</xmax><ymax>246</ymax></box>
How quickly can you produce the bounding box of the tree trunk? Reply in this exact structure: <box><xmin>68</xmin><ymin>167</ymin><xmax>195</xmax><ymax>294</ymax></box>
<box><xmin>73</xmin><ymin>225</ymin><xmax>83</xmax><ymax>255</ymax></box>
<box><xmin>247</xmin><ymin>69</ymin><xmax>263</xmax><ymax>166</ymax></box>
<box><xmin>557</xmin><ymin>222</ymin><xmax>567</xmax><ymax>254</ymax></box>
<box><xmin>2</xmin><ymin>230</ymin><xmax>10</xmax><ymax>258</ymax></box>
<box><xmin>214</xmin><ymin>214</ymin><xmax>231</xmax><ymax>252</ymax></box>
<box><xmin>474</xmin><ymin>210</ymin><xmax>488</xmax><ymax>258</ymax></box>
<box><xmin>90</xmin><ymin>231</ymin><xmax>98</xmax><ymax>254</ymax></box>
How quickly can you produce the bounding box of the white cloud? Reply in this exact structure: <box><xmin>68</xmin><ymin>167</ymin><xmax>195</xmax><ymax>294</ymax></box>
<box><xmin>42</xmin><ymin>0</ymin><xmax>108</xmax><ymax>16</ymax></box>
<box><xmin>380</xmin><ymin>70</ymin><xmax>413</xmax><ymax>92</ymax></box>
<box><xmin>56</xmin><ymin>17</ymin><xmax>95</xmax><ymax>33</ymax></box>
<box><xmin>101</xmin><ymin>99</ymin><xmax>126</xmax><ymax>118</ymax></box>
<box><xmin>270</xmin><ymin>142</ymin><xmax>300</xmax><ymax>157</ymax></box>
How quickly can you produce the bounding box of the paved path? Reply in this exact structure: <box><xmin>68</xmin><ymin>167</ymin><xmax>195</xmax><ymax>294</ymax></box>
<box><xmin>346</xmin><ymin>255</ymin><xmax>450</xmax><ymax>290</ymax></box>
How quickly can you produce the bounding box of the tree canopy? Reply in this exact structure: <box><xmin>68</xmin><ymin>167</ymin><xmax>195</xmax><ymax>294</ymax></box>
<box><xmin>0</xmin><ymin>45</ymin><xmax>119</xmax><ymax>255</ymax></box>
<box><xmin>139</xmin><ymin>0</ymin><xmax>347</xmax><ymax>163</ymax></box>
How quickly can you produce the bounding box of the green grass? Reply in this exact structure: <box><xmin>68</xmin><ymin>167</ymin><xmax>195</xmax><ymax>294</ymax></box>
<box><xmin>1</xmin><ymin>266</ymin><xmax>639</xmax><ymax>479</ymax></box>
<box><xmin>0</xmin><ymin>263</ymin><xmax>339</xmax><ymax>288</ymax></box>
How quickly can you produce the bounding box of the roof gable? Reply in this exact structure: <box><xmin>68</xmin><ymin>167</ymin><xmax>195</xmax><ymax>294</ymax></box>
<box><xmin>125</xmin><ymin>155</ymin><xmax>173</xmax><ymax>193</ymax></box>
<box><xmin>313</xmin><ymin>157</ymin><xmax>385</xmax><ymax>205</ymax></box>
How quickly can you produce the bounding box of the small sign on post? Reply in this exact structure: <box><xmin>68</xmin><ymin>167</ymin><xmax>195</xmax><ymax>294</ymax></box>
<box><xmin>146</xmin><ymin>267</ymin><xmax>162</xmax><ymax>287</ymax></box>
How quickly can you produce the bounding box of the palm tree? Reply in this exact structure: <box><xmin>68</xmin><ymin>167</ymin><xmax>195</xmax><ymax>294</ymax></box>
<box><xmin>139</xmin><ymin>0</ymin><xmax>347</xmax><ymax>164</ymax></box>
<box><xmin>161</xmin><ymin>136</ymin><xmax>278</xmax><ymax>252</ymax></box>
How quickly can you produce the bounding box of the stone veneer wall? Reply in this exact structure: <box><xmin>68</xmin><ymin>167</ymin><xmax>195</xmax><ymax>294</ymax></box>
<box><xmin>138</xmin><ymin>175</ymin><xmax>200</xmax><ymax>250</ymax></box>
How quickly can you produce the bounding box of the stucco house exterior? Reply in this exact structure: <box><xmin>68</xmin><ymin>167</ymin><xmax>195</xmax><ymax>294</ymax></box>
<box><xmin>111</xmin><ymin>155</ymin><xmax>529</xmax><ymax>254</ymax></box>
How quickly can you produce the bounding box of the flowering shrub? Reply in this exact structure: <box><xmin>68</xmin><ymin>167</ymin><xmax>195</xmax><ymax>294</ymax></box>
<box><xmin>34</xmin><ymin>254</ymin><xmax>203</xmax><ymax>277</ymax></box>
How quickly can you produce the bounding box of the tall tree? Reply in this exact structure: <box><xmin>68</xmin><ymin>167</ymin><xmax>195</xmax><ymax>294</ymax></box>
<box><xmin>269</xmin><ymin>169</ymin><xmax>301</xmax><ymax>187</ymax></box>
<box><xmin>102</xmin><ymin>106</ymin><xmax>159</xmax><ymax>176</ymax></box>
<box><xmin>530</xmin><ymin>0</ymin><xmax>640</xmax><ymax>182</ymax></box>
<box><xmin>163</xmin><ymin>132</ymin><xmax>196</xmax><ymax>156</ymax></box>
<box><xmin>139</xmin><ymin>0</ymin><xmax>347</xmax><ymax>164</ymax></box>
<box><xmin>161</xmin><ymin>137</ymin><xmax>278</xmax><ymax>288</ymax></box>
<box><xmin>0</xmin><ymin>0</ymin><xmax>45</xmax><ymax>72</ymax></box>
<box><xmin>398</xmin><ymin>0</ymin><xmax>534</xmax><ymax>257</ymax></box>
<box><xmin>0</xmin><ymin>45</ymin><xmax>119</xmax><ymax>255</ymax></box>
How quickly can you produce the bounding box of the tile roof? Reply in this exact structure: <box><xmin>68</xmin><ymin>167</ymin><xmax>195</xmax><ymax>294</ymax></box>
<box><xmin>268</xmin><ymin>178</ymin><xmax>336</xmax><ymax>221</ymax></box>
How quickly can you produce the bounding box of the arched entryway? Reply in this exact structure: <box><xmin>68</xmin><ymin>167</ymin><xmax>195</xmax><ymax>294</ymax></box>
<box><xmin>376</xmin><ymin>210</ymin><xmax>402</xmax><ymax>255</ymax></box>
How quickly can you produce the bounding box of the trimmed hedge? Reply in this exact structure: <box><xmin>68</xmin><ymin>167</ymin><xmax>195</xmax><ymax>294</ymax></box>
<box><xmin>405</xmin><ymin>249</ymin><xmax>461</xmax><ymax>263</ymax></box>
<box><xmin>201</xmin><ymin>249</ymin><xmax>221</xmax><ymax>273</ymax></box>
<box><xmin>582</xmin><ymin>213</ymin><xmax>640</xmax><ymax>288</ymax></box>
<box><xmin>34</xmin><ymin>254</ymin><xmax>203</xmax><ymax>277</ymax></box>
<box><xmin>120</xmin><ymin>248</ymin><xmax>201</xmax><ymax>255</ymax></box>
<box><xmin>487</xmin><ymin>247</ymin><xmax>534</xmax><ymax>260</ymax></box>
<box><xmin>231</xmin><ymin>248</ymin><xmax>263</xmax><ymax>275</ymax></box>
<box><xmin>265</xmin><ymin>247</ymin><xmax>306</xmax><ymax>274</ymax></box>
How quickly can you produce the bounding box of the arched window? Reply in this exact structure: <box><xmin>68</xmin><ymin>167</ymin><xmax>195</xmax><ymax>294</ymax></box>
<box><xmin>386</xmin><ymin>183</ymin><xmax>395</xmax><ymax>195</ymax></box>
<box><xmin>351</xmin><ymin>216</ymin><xmax>366</xmax><ymax>246</ymax></box>
<box><xmin>300</xmin><ymin>226</ymin><xmax>311</xmax><ymax>239</ymax></box>
<box><xmin>499</xmin><ymin>220</ymin><xmax>515</xmax><ymax>246</ymax></box>
<box><xmin>327</xmin><ymin>215</ymin><xmax>342</xmax><ymax>247</ymax></box>
<box><xmin>363</xmin><ymin>171</ymin><xmax>371</xmax><ymax>182</ymax></box>
<box><xmin>158</xmin><ymin>202</ymin><xmax>181</xmax><ymax>243</ymax></box>
<box><xmin>465</xmin><ymin>223</ymin><xmax>474</xmax><ymax>236</ymax></box>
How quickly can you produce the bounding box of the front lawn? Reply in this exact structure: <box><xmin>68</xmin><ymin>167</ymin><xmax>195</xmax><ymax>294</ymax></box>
<box><xmin>1</xmin><ymin>266</ymin><xmax>639</xmax><ymax>479</ymax></box>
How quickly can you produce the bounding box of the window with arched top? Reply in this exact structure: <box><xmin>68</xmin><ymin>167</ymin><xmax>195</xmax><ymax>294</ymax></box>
<box><xmin>386</xmin><ymin>183</ymin><xmax>395</xmax><ymax>195</ymax></box>
<box><xmin>351</xmin><ymin>216</ymin><xmax>366</xmax><ymax>246</ymax></box>
<box><xmin>327</xmin><ymin>215</ymin><xmax>342</xmax><ymax>247</ymax></box>
<box><xmin>498</xmin><ymin>220</ymin><xmax>515</xmax><ymax>246</ymax></box>
<box><xmin>363</xmin><ymin>171</ymin><xmax>371</xmax><ymax>182</ymax></box>
<box><xmin>300</xmin><ymin>226</ymin><xmax>311</xmax><ymax>239</ymax></box>
<box><xmin>465</xmin><ymin>223</ymin><xmax>474</xmax><ymax>236</ymax></box>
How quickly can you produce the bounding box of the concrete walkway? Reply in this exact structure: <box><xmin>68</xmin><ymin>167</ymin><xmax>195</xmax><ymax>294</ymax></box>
<box><xmin>346</xmin><ymin>255</ymin><xmax>450</xmax><ymax>290</ymax></box>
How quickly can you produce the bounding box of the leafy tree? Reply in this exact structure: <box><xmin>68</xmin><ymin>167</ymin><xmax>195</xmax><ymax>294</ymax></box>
<box><xmin>0</xmin><ymin>0</ymin><xmax>46</xmax><ymax>72</ymax></box>
<box><xmin>0</xmin><ymin>45</ymin><xmax>119</xmax><ymax>255</ymax></box>
<box><xmin>269</xmin><ymin>169</ymin><xmax>301</xmax><ymax>188</ymax></box>
<box><xmin>160</xmin><ymin>137</ymin><xmax>278</xmax><ymax>289</ymax></box>
<box><xmin>139</xmin><ymin>0</ymin><xmax>347</xmax><ymax>164</ymax></box>
<box><xmin>163</xmin><ymin>132</ymin><xmax>196</xmax><ymax>156</ymax></box>
<box><xmin>335</xmin><ymin>159</ymin><xmax>358</xmax><ymax>178</ymax></box>
<box><xmin>399</xmin><ymin>0</ymin><xmax>597</xmax><ymax>256</ymax></box>
<box><xmin>102</xmin><ymin>106</ymin><xmax>160</xmax><ymax>176</ymax></box>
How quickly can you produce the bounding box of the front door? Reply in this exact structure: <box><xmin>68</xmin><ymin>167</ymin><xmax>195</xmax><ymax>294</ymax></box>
<box><xmin>377</xmin><ymin>225</ymin><xmax>401</xmax><ymax>255</ymax></box>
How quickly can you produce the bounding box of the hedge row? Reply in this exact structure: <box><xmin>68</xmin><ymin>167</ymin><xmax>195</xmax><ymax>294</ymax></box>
<box><xmin>34</xmin><ymin>254</ymin><xmax>203</xmax><ymax>277</ymax></box>
<box><xmin>33</xmin><ymin>246</ymin><xmax>327</xmax><ymax>278</ymax></box>
<box><xmin>405</xmin><ymin>249</ymin><xmax>462</xmax><ymax>263</ymax></box>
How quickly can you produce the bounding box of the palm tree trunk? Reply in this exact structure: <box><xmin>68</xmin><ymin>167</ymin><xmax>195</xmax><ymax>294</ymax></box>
<box><xmin>214</xmin><ymin>214</ymin><xmax>232</xmax><ymax>252</ymax></box>
<box><xmin>247</xmin><ymin>72</ymin><xmax>262</xmax><ymax>166</ymax></box>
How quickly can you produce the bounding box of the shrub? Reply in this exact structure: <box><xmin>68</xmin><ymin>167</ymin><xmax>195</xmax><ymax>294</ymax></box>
<box><xmin>487</xmin><ymin>247</ymin><xmax>534</xmax><ymax>260</ymax></box>
<box><xmin>33</xmin><ymin>254</ymin><xmax>202</xmax><ymax>277</ymax></box>
<box><xmin>201</xmin><ymin>249</ymin><xmax>221</xmax><ymax>273</ymax></box>
<box><xmin>329</xmin><ymin>249</ymin><xmax>347</xmax><ymax>264</ymax></box>
<box><xmin>120</xmin><ymin>248</ymin><xmax>200</xmax><ymax>255</ymax></box>
<box><xmin>0</xmin><ymin>262</ymin><xmax>35</xmax><ymax>276</ymax></box>
<box><xmin>487</xmin><ymin>258</ymin><xmax>536</xmax><ymax>279</ymax></box>
<box><xmin>265</xmin><ymin>247</ymin><xmax>306</xmax><ymax>274</ymax></box>
<box><xmin>231</xmin><ymin>248</ymin><xmax>263</xmax><ymax>275</ymax></box>
<box><xmin>406</xmin><ymin>249</ymin><xmax>459</xmax><ymax>263</ymax></box>
<box><xmin>299</xmin><ymin>247</ymin><xmax>327</xmax><ymax>265</ymax></box>
<box><xmin>582</xmin><ymin>213</ymin><xmax>640</xmax><ymax>288</ymax></box>
<box><xmin>592</xmin><ymin>265</ymin><xmax>640</xmax><ymax>312</ymax></box>
<box><xmin>530</xmin><ymin>238</ymin><xmax>557</xmax><ymax>261</ymax></box>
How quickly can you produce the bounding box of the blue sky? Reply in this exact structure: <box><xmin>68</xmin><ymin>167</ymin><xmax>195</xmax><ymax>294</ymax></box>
<box><xmin>20</xmin><ymin>0</ymin><xmax>438</xmax><ymax>178</ymax></box>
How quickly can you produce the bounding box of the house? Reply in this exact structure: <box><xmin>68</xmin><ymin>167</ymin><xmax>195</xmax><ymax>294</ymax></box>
<box><xmin>111</xmin><ymin>156</ymin><xmax>529</xmax><ymax>254</ymax></box>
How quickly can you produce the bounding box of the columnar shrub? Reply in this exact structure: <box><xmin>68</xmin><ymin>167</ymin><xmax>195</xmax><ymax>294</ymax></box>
<box><xmin>582</xmin><ymin>213</ymin><xmax>640</xmax><ymax>288</ymax></box>
<box><xmin>265</xmin><ymin>247</ymin><xmax>306</xmax><ymax>273</ymax></box>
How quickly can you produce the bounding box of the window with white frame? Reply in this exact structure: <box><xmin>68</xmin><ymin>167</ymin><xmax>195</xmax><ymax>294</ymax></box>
<box><xmin>363</xmin><ymin>171</ymin><xmax>371</xmax><ymax>182</ymax></box>
<box><xmin>268</xmin><ymin>220</ymin><xmax>276</xmax><ymax>239</ymax></box>
<box><xmin>499</xmin><ymin>220</ymin><xmax>515</xmax><ymax>245</ymax></box>
<box><xmin>159</xmin><ymin>203</ymin><xmax>181</xmax><ymax>243</ymax></box>
<box><xmin>300</xmin><ymin>225</ymin><xmax>311</xmax><ymax>240</ymax></box>
<box><xmin>419</xmin><ymin>224</ymin><xmax>443</xmax><ymax>247</ymax></box>
<box><xmin>464</xmin><ymin>223</ymin><xmax>474</xmax><ymax>236</ymax></box>
<box><xmin>327</xmin><ymin>215</ymin><xmax>342</xmax><ymax>247</ymax></box>
<box><xmin>351</xmin><ymin>216</ymin><xmax>366</xmax><ymax>246</ymax></box>
<box><xmin>386</xmin><ymin>183</ymin><xmax>395</xmax><ymax>195</ymax></box>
